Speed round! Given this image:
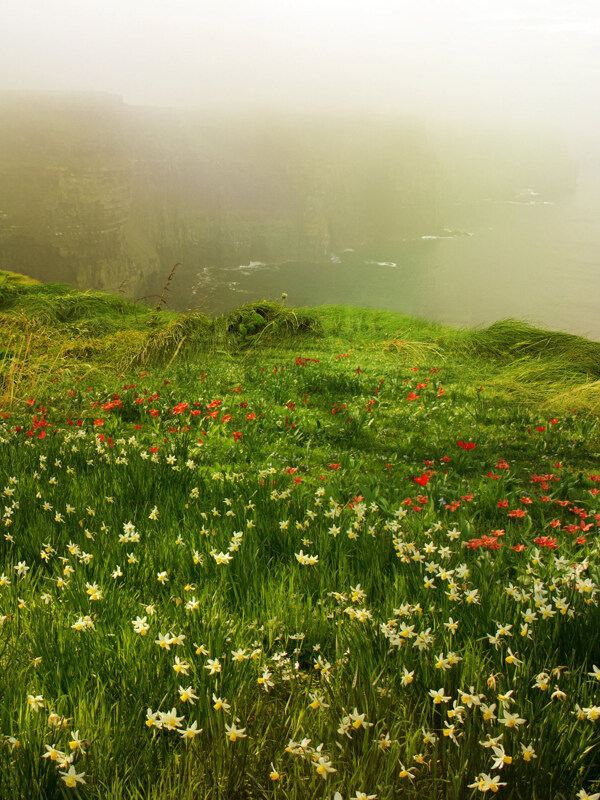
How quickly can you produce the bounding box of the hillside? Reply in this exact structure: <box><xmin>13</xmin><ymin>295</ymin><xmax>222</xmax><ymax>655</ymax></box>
<box><xmin>1</xmin><ymin>278</ymin><xmax>600</xmax><ymax>798</ymax></box>
<box><xmin>2</xmin><ymin>278</ymin><xmax>600</xmax><ymax>799</ymax></box>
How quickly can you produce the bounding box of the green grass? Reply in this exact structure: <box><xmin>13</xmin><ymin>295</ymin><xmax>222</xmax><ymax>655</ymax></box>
<box><xmin>1</xmin><ymin>276</ymin><xmax>600</xmax><ymax>799</ymax></box>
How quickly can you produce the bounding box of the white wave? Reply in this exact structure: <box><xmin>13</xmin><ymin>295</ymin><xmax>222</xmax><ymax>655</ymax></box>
<box><xmin>517</xmin><ymin>188</ymin><xmax>539</xmax><ymax>198</ymax></box>
<box><xmin>227</xmin><ymin>282</ymin><xmax>250</xmax><ymax>293</ymax></box>
<box><xmin>237</xmin><ymin>261</ymin><xmax>266</xmax><ymax>271</ymax></box>
<box><xmin>330</xmin><ymin>254</ymin><xmax>341</xmax><ymax>263</ymax></box>
<box><xmin>421</xmin><ymin>230</ymin><xmax>473</xmax><ymax>239</ymax></box>
<box><xmin>365</xmin><ymin>260</ymin><xmax>397</xmax><ymax>267</ymax></box>
<box><xmin>484</xmin><ymin>199</ymin><xmax>555</xmax><ymax>206</ymax></box>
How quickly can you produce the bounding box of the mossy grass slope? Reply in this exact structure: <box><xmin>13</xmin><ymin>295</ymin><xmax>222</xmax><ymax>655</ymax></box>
<box><xmin>1</xmin><ymin>274</ymin><xmax>600</xmax><ymax>799</ymax></box>
<box><xmin>1</xmin><ymin>275</ymin><xmax>600</xmax><ymax>414</ymax></box>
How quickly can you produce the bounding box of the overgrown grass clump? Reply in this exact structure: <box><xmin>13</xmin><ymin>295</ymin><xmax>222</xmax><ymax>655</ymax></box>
<box><xmin>1</xmin><ymin>276</ymin><xmax>600</xmax><ymax>799</ymax></box>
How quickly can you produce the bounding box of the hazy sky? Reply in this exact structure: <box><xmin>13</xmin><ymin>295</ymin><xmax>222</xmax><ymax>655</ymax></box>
<box><xmin>1</xmin><ymin>0</ymin><xmax>599</xmax><ymax>137</ymax></box>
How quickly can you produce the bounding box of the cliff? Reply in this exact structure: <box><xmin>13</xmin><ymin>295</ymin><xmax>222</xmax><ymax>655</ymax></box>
<box><xmin>0</xmin><ymin>94</ymin><xmax>440</xmax><ymax>309</ymax></box>
<box><xmin>0</xmin><ymin>93</ymin><xmax>578</xmax><ymax>311</ymax></box>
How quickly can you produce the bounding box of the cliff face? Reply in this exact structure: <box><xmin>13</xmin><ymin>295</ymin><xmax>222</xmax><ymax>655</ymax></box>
<box><xmin>0</xmin><ymin>94</ymin><xmax>441</xmax><ymax>306</ymax></box>
<box><xmin>0</xmin><ymin>94</ymin><xmax>144</xmax><ymax>292</ymax></box>
<box><xmin>0</xmin><ymin>93</ymin><xmax>578</xmax><ymax>311</ymax></box>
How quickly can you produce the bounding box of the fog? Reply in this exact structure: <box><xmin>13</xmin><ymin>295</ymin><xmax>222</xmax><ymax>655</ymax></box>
<box><xmin>1</xmin><ymin>1</ymin><xmax>600</xmax><ymax>337</ymax></box>
<box><xmin>1</xmin><ymin>0</ymin><xmax>599</xmax><ymax>145</ymax></box>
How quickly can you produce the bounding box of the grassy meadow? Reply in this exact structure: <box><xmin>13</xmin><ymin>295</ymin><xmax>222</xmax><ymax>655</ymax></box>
<box><xmin>1</xmin><ymin>271</ymin><xmax>600</xmax><ymax>799</ymax></box>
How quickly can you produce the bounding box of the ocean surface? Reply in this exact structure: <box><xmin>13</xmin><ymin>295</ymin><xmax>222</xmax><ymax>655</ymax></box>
<box><xmin>191</xmin><ymin>159</ymin><xmax>600</xmax><ymax>340</ymax></box>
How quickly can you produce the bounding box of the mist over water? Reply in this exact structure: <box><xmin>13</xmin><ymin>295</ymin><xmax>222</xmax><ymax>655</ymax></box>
<box><xmin>189</xmin><ymin>155</ymin><xmax>600</xmax><ymax>339</ymax></box>
<box><xmin>1</xmin><ymin>1</ymin><xmax>599</xmax><ymax>336</ymax></box>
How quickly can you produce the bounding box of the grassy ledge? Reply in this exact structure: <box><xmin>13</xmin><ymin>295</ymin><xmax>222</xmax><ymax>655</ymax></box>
<box><xmin>0</xmin><ymin>275</ymin><xmax>600</xmax><ymax>799</ymax></box>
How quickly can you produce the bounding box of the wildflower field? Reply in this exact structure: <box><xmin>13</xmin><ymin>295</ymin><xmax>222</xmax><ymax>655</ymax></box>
<box><xmin>1</xmin><ymin>275</ymin><xmax>600</xmax><ymax>799</ymax></box>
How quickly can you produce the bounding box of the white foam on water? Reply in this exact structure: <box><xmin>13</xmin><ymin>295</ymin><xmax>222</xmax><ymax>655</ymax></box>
<box><xmin>484</xmin><ymin>199</ymin><xmax>555</xmax><ymax>206</ymax></box>
<box><xmin>365</xmin><ymin>260</ymin><xmax>397</xmax><ymax>267</ymax></box>
<box><xmin>421</xmin><ymin>230</ymin><xmax>473</xmax><ymax>239</ymax></box>
<box><xmin>237</xmin><ymin>261</ymin><xmax>266</xmax><ymax>271</ymax></box>
<box><xmin>227</xmin><ymin>281</ymin><xmax>250</xmax><ymax>293</ymax></box>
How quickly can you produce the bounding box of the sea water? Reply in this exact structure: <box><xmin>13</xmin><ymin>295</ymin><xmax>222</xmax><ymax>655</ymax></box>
<box><xmin>191</xmin><ymin>159</ymin><xmax>600</xmax><ymax>340</ymax></box>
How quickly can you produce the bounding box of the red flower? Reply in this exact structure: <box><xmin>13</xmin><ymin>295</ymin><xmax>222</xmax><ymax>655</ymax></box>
<box><xmin>534</xmin><ymin>536</ymin><xmax>558</xmax><ymax>550</ymax></box>
<box><xmin>329</xmin><ymin>463</ymin><xmax>341</xmax><ymax>470</ymax></box>
<box><xmin>414</xmin><ymin>473</ymin><xmax>430</xmax><ymax>487</ymax></box>
<box><xmin>507</xmin><ymin>509</ymin><xmax>527</xmax><ymax>518</ymax></box>
<box><xmin>457</xmin><ymin>441</ymin><xmax>476</xmax><ymax>450</ymax></box>
<box><xmin>511</xmin><ymin>544</ymin><xmax>527</xmax><ymax>552</ymax></box>
<box><xmin>497</xmin><ymin>499</ymin><xmax>509</xmax><ymax>509</ymax></box>
<box><xmin>468</xmin><ymin>535</ymin><xmax>503</xmax><ymax>550</ymax></box>
<box><xmin>232</xmin><ymin>431</ymin><xmax>243</xmax><ymax>442</ymax></box>
<box><xmin>406</xmin><ymin>392</ymin><xmax>420</xmax><ymax>402</ymax></box>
